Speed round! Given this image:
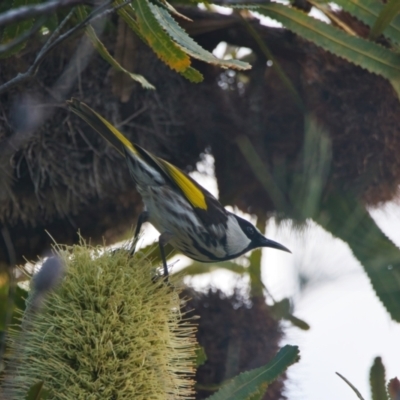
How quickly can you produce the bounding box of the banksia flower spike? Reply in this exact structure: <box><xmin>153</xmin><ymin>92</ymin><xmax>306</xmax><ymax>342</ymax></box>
<box><xmin>3</xmin><ymin>242</ymin><xmax>197</xmax><ymax>399</ymax></box>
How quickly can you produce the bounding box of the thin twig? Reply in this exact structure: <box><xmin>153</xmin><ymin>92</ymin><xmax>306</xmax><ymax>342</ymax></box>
<box><xmin>115</xmin><ymin>105</ymin><xmax>148</xmax><ymax>128</ymax></box>
<box><xmin>0</xmin><ymin>16</ymin><xmax>47</xmax><ymax>55</ymax></box>
<box><xmin>0</xmin><ymin>0</ymin><xmax>132</xmax><ymax>95</ymax></box>
<box><xmin>0</xmin><ymin>0</ymin><xmax>89</xmax><ymax>27</ymax></box>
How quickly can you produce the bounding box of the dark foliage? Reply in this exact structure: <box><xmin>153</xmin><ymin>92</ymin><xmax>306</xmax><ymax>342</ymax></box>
<box><xmin>1</xmin><ymin>9</ymin><xmax>400</xmax><ymax>266</ymax></box>
<box><xmin>182</xmin><ymin>288</ymin><xmax>285</xmax><ymax>400</ymax></box>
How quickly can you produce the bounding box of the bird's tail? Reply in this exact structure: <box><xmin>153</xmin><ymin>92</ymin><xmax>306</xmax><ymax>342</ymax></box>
<box><xmin>67</xmin><ymin>98</ymin><xmax>138</xmax><ymax>157</ymax></box>
<box><xmin>67</xmin><ymin>98</ymin><xmax>208</xmax><ymax>209</ymax></box>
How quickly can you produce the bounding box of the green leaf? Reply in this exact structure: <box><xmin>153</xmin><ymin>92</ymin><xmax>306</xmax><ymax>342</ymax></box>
<box><xmin>155</xmin><ymin>0</ymin><xmax>193</xmax><ymax>22</ymax></box>
<box><xmin>0</xmin><ymin>276</ymin><xmax>28</xmax><ymax>331</ymax></box>
<box><xmin>86</xmin><ymin>25</ymin><xmax>155</xmax><ymax>89</ymax></box>
<box><xmin>176</xmin><ymin>261</ymin><xmax>247</xmax><ymax>276</ymax></box>
<box><xmin>245</xmin><ymin>384</ymin><xmax>268</xmax><ymax>400</ymax></box>
<box><xmin>180</xmin><ymin>66</ymin><xmax>204</xmax><ymax>82</ymax></box>
<box><xmin>132</xmin><ymin>0</ymin><xmax>191</xmax><ymax>72</ymax></box>
<box><xmin>148</xmin><ymin>2</ymin><xmax>251</xmax><ymax>70</ymax></box>
<box><xmin>315</xmin><ymin>191</ymin><xmax>400</xmax><ymax>322</ymax></box>
<box><xmin>195</xmin><ymin>345</ymin><xmax>207</xmax><ymax>367</ymax></box>
<box><xmin>26</xmin><ymin>381</ymin><xmax>45</xmax><ymax>400</ymax></box>
<box><xmin>43</xmin><ymin>12</ymin><xmax>58</xmax><ymax>33</ymax></box>
<box><xmin>0</xmin><ymin>0</ymin><xmax>39</xmax><ymax>58</ymax></box>
<box><xmin>369</xmin><ymin>0</ymin><xmax>400</xmax><ymax>41</ymax></box>
<box><xmin>269</xmin><ymin>298</ymin><xmax>291</xmax><ymax>320</ymax></box>
<box><xmin>370</xmin><ymin>357</ymin><xmax>389</xmax><ymax>400</ymax></box>
<box><xmin>114</xmin><ymin>0</ymin><xmax>143</xmax><ymax>37</ymax></box>
<box><xmin>243</xmin><ymin>3</ymin><xmax>400</xmax><ymax>98</ymax></box>
<box><xmin>286</xmin><ymin>314</ymin><xmax>310</xmax><ymax>330</ymax></box>
<box><xmin>269</xmin><ymin>298</ymin><xmax>310</xmax><ymax>330</ymax></box>
<box><xmin>205</xmin><ymin>345</ymin><xmax>299</xmax><ymax>400</ymax></box>
<box><xmin>0</xmin><ymin>0</ymin><xmax>14</xmax><ymax>14</ymax></box>
<box><xmin>336</xmin><ymin>372</ymin><xmax>366</xmax><ymax>400</ymax></box>
<box><xmin>14</xmin><ymin>285</ymin><xmax>28</xmax><ymax>313</ymax></box>
<box><xmin>77</xmin><ymin>6</ymin><xmax>154</xmax><ymax>89</ymax></box>
<box><xmin>334</xmin><ymin>0</ymin><xmax>400</xmax><ymax>44</ymax></box>
<box><xmin>248</xmin><ymin>248</ymin><xmax>263</xmax><ymax>298</ymax></box>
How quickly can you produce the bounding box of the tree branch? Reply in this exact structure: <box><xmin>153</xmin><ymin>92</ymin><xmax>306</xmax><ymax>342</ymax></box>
<box><xmin>0</xmin><ymin>0</ymin><xmax>90</xmax><ymax>27</ymax></box>
<box><xmin>0</xmin><ymin>0</ymin><xmax>133</xmax><ymax>95</ymax></box>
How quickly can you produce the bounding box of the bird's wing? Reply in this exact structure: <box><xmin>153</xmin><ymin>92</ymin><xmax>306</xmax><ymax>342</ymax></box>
<box><xmin>67</xmin><ymin>99</ymin><xmax>228</xmax><ymax>229</ymax></box>
<box><xmin>154</xmin><ymin>156</ymin><xmax>229</xmax><ymax>228</ymax></box>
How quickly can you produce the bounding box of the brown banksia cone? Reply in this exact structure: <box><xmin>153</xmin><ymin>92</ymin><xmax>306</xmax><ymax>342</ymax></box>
<box><xmin>182</xmin><ymin>288</ymin><xmax>286</xmax><ymax>400</ymax></box>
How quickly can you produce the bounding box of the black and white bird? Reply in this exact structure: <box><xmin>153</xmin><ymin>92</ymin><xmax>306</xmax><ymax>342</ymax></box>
<box><xmin>68</xmin><ymin>99</ymin><xmax>290</xmax><ymax>276</ymax></box>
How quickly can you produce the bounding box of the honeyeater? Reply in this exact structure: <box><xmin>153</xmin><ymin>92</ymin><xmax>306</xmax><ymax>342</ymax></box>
<box><xmin>67</xmin><ymin>99</ymin><xmax>290</xmax><ymax>276</ymax></box>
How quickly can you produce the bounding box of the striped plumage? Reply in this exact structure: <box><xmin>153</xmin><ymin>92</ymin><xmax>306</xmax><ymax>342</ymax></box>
<box><xmin>67</xmin><ymin>99</ymin><xmax>290</xmax><ymax>275</ymax></box>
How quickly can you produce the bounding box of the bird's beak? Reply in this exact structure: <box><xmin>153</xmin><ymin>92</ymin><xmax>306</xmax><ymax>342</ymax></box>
<box><xmin>262</xmin><ymin>238</ymin><xmax>291</xmax><ymax>253</ymax></box>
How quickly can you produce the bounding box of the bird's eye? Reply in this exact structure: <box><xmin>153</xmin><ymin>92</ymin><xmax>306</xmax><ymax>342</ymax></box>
<box><xmin>246</xmin><ymin>226</ymin><xmax>255</xmax><ymax>235</ymax></box>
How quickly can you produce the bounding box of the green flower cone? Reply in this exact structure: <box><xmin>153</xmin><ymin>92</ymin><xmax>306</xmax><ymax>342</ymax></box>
<box><xmin>3</xmin><ymin>243</ymin><xmax>197</xmax><ymax>399</ymax></box>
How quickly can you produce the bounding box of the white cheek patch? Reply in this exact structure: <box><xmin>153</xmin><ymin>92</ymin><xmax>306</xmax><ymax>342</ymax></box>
<box><xmin>225</xmin><ymin>216</ymin><xmax>251</xmax><ymax>256</ymax></box>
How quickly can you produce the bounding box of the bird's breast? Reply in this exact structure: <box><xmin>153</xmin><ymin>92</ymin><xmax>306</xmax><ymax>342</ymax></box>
<box><xmin>140</xmin><ymin>186</ymin><xmax>229</xmax><ymax>261</ymax></box>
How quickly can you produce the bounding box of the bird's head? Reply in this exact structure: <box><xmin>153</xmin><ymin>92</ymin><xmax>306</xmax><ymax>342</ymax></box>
<box><xmin>232</xmin><ymin>215</ymin><xmax>291</xmax><ymax>254</ymax></box>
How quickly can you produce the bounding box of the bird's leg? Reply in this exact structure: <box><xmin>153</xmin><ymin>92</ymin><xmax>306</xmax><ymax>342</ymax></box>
<box><xmin>130</xmin><ymin>210</ymin><xmax>149</xmax><ymax>256</ymax></box>
<box><xmin>158</xmin><ymin>232</ymin><xmax>173</xmax><ymax>279</ymax></box>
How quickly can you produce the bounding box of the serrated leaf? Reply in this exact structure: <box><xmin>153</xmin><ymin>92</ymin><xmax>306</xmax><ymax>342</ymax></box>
<box><xmin>205</xmin><ymin>345</ymin><xmax>300</xmax><ymax>400</ymax></box>
<box><xmin>176</xmin><ymin>261</ymin><xmax>247</xmax><ymax>276</ymax></box>
<box><xmin>333</xmin><ymin>0</ymin><xmax>400</xmax><ymax>44</ymax></box>
<box><xmin>0</xmin><ymin>0</ymin><xmax>39</xmax><ymax>58</ymax></box>
<box><xmin>77</xmin><ymin>6</ymin><xmax>154</xmax><ymax>89</ymax></box>
<box><xmin>370</xmin><ymin>357</ymin><xmax>389</xmax><ymax>400</ymax></box>
<box><xmin>132</xmin><ymin>0</ymin><xmax>191</xmax><ymax>72</ymax></box>
<box><xmin>155</xmin><ymin>0</ymin><xmax>193</xmax><ymax>22</ymax></box>
<box><xmin>242</xmin><ymin>3</ymin><xmax>400</xmax><ymax>98</ymax></box>
<box><xmin>245</xmin><ymin>382</ymin><xmax>268</xmax><ymax>400</ymax></box>
<box><xmin>149</xmin><ymin>2</ymin><xmax>251</xmax><ymax>70</ymax></box>
<box><xmin>336</xmin><ymin>372</ymin><xmax>366</xmax><ymax>400</ymax></box>
<box><xmin>370</xmin><ymin>0</ymin><xmax>400</xmax><ymax>41</ymax></box>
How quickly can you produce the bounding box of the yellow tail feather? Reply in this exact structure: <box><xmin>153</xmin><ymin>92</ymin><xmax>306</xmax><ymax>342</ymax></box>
<box><xmin>67</xmin><ymin>99</ymin><xmax>207</xmax><ymax>211</ymax></box>
<box><xmin>67</xmin><ymin>98</ymin><xmax>137</xmax><ymax>156</ymax></box>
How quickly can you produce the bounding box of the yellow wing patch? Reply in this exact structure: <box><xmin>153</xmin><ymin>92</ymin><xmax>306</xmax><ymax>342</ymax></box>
<box><xmin>163</xmin><ymin>161</ymin><xmax>207</xmax><ymax>210</ymax></box>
